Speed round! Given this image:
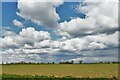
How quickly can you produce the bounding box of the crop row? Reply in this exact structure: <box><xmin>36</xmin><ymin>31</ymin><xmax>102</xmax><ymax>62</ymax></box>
<box><xmin>1</xmin><ymin>74</ymin><xmax>119</xmax><ymax>80</ymax></box>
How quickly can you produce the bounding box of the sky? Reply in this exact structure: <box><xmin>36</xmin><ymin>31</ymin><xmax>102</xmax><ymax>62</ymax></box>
<box><xmin>0</xmin><ymin>0</ymin><xmax>119</xmax><ymax>63</ymax></box>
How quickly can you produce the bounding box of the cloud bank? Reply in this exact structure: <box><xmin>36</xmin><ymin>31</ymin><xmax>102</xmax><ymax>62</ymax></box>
<box><xmin>1</xmin><ymin>0</ymin><xmax>119</xmax><ymax>63</ymax></box>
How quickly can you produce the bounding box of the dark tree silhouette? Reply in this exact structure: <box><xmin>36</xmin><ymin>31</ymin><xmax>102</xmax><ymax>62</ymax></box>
<box><xmin>79</xmin><ymin>60</ymin><xmax>83</xmax><ymax>64</ymax></box>
<box><xmin>71</xmin><ymin>60</ymin><xmax>74</xmax><ymax>64</ymax></box>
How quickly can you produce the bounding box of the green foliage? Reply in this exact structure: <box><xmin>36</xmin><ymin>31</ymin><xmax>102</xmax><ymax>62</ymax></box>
<box><xmin>2</xmin><ymin>74</ymin><xmax>118</xmax><ymax>80</ymax></box>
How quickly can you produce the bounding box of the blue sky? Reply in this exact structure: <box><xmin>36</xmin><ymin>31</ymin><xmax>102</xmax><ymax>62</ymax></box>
<box><xmin>56</xmin><ymin>2</ymin><xmax>86</xmax><ymax>22</ymax></box>
<box><xmin>2</xmin><ymin>2</ymin><xmax>21</xmax><ymax>33</ymax></box>
<box><xmin>2</xmin><ymin>2</ymin><xmax>85</xmax><ymax>40</ymax></box>
<box><xmin>1</xmin><ymin>1</ymin><xmax>119</xmax><ymax>63</ymax></box>
<box><xmin>2</xmin><ymin>2</ymin><xmax>86</xmax><ymax>38</ymax></box>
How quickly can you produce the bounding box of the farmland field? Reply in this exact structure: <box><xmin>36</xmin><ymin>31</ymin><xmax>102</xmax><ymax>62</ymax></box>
<box><xmin>2</xmin><ymin>64</ymin><xmax>119</xmax><ymax>78</ymax></box>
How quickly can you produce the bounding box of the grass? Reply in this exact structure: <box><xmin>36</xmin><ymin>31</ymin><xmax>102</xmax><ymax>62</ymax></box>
<box><xmin>2</xmin><ymin>64</ymin><xmax>119</xmax><ymax>78</ymax></box>
<box><xmin>1</xmin><ymin>74</ymin><xmax>119</xmax><ymax>80</ymax></box>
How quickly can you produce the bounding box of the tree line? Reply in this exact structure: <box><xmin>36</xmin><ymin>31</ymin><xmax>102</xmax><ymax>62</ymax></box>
<box><xmin>2</xmin><ymin>60</ymin><xmax>120</xmax><ymax>65</ymax></box>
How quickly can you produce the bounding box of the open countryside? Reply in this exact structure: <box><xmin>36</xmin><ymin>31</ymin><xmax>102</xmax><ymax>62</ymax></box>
<box><xmin>2</xmin><ymin>64</ymin><xmax>119</xmax><ymax>78</ymax></box>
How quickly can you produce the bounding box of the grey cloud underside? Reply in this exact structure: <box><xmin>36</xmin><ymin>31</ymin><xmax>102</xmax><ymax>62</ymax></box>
<box><xmin>58</xmin><ymin>27</ymin><xmax>119</xmax><ymax>38</ymax></box>
<box><xmin>1</xmin><ymin>27</ymin><xmax>119</xmax><ymax>63</ymax></box>
<box><xmin>2</xmin><ymin>48</ymin><xmax>118</xmax><ymax>63</ymax></box>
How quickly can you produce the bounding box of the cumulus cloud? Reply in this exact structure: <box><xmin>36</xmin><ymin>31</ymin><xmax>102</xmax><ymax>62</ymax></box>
<box><xmin>57</xmin><ymin>0</ymin><xmax>118</xmax><ymax>38</ymax></box>
<box><xmin>2</xmin><ymin>47</ymin><xmax>118</xmax><ymax>63</ymax></box>
<box><xmin>59</xmin><ymin>31</ymin><xmax>118</xmax><ymax>52</ymax></box>
<box><xmin>0</xmin><ymin>36</ymin><xmax>18</xmax><ymax>48</ymax></box>
<box><xmin>2</xmin><ymin>30</ymin><xmax>17</xmax><ymax>37</ymax></box>
<box><xmin>17</xmin><ymin>0</ymin><xmax>63</xmax><ymax>28</ymax></box>
<box><xmin>1</xmin><ymin>0</ymin><xmax>119</xmax><ymax>63</ymax></box>
<box><xmin>0</xmin><ymin>27</ymin><xmax>51</xmax><ymax>49</ymax></box>
<box><xmin>19</xmin><ymin>27</ymin><xmax>51</xmax><ymax>42</ymax></box>
<box><xmin>58</xmin><ymin>17</ymin><xmax>95</xmax><ymax>37</ymax></box>
<box><xmin>17</xmin><ymin>0</ymin><xmax>118</xmax><ymax>38</ymax></box>
<box><xmin>1</xmin><ymin>27</ymin><xmax>118</xmax><ymax>54</ymax></box>
<box><xmin>13</xmin><ymin>19</ymin><xmax>24</xmax><ymax>28</ymax></box>
<box><xmin>34</xmin><ymin>40</ymin><xmax>51</xmax><ymax>48</ymax></box>
<box><xmin>85</xmin><ymin>31</ymin><xmax>119</xmax><ymax>48</ymax></box>
<box><xmin>70</xmin><ymin>56</ymin><xmax>118</xmax><ymax>63</ymax></box>
<box><xmin>79</xmin><ymin>0</ymin><xmax>118</xmax><ymax>26</ymax></box>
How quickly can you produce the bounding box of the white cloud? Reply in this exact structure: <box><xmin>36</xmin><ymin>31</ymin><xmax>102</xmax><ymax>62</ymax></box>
<box><xmin>1</xmin><ymin>30</ymin><xmax>118</xmax><ymax>63</ymax></box>
<box><xmin>51</xmin><ymin>41</ymin><xmax>62</xmax><ymax>49</ymax></box>
<box><xmin>80</xmin><ymin>0</ymin><xmax>118</xmax><ymax>2</ymax></box>
<box><xmin>56</xmin><ymin>30</ymin><xmax>72</xmax><ymax>38</ymax></box>
<box><xmin>0</xmin><ymin>27</ymin><xmax>51</xmax><ymax>48</ymax></box>
<box><xmin>13</xmin><ymin>19</ymin><xmax>24</xmax><ymax>28</ymax></box>
<box><xmin>79</xmin><ymin>0</ymin><xmax>118</xmax><ymax>29</ymax></box>
<box><xmin>2</xmin><ymin>0</ymin><xmax>119</xmax><ymax>63</ymax></box>
<box><xmin>19</xmin><ymin>27</ymin><xmax>51</xmax><ymax>43</ymax></box>
<box><xmin>58</xmin><ymin>17</ymin><xmax>95</xmax><ymax>37</ymax></box>
<box><xmin>34</xmin><ymin>40</ymin><xmax>51</xmax><ymax>48</ymax></box>
<box><xmin>87</xmin><ymin>42</ymin><xmax>107</xmax><ymax>50</ymax></box>
<box><xmin>58</xmin><ymin>31</ymin><xmax>118</xmax><ymax>52</ymax></box>
<box><xmin>70</xmin><ymin>56</ymin><xmax>118</xmax><ymax>63</ymax></box>
<box><xmin>21</xmin><ymin>48</ymin><xmax>51</xmax><ymax>54</ymax></box>
<box><xmin>17</xmin><ymin>0</ymin><xmax>118</xmax><ymax>38</ymax></box>
<box><xmin>85</xmin><ymin>31</ymin><xmax>119</xmax><ymax>48</ymax></box>
<box><xmin>2</xmin><ymin>30</ymin><xmax>17</xmax><ymax>37</ymax></box>
<box><xmin>0</xmin><ymin>36</ymin><xmax>18</xmax><ymax>48</ymax></box>
<box><xmin>1</xmin><ymin>28</ymin><xmax>118</xmax><ymax>54</ymax></box>
<box><xmin>24</xmin><ymin>44</ymin><xmax>33</xmax><ymax>49</ymax></box>
<box><xmin>57</xmin><ymin>0</ymin><xmax>118</xmax><ymax>38</ymax></box>
<box><xmin>17</xmin><ymin>0</ymin><xmax>63</xmax><ymax>28</ymax></box>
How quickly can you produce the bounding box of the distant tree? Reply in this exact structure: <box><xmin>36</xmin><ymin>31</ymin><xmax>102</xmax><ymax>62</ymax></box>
<box><xmin>41</xmin><ymin>62</ymin><xmax>44</xmax><ymax>64</ymax></box>
<box><xmin>71</xmin><ymin>60</ymin><xmax>74</xmax><ymax>64</ymax></box>
<box><xmin>52</xmin><ymin>62</ymin><xmax>55</xmax><ymax>64</ymax></box>
<box><xmin>59</xmin><ymin>62</ymin><xmax>62</xmax><ymax>64</ymax></box>
<box><xmin>79</xmin><ymin>60</ymin><xmax>83</xmax><ymax>64</ymax></box>
<box><xmin>6</xmin><ymin>62</ymin><xmax>9</xmax><ymax>64</ymax></box>
<box><xmin>29</xmin><ymin>62</ymin><xmax>32</xmax><ymax>64</ymax></box>
<box><xmin>37</xmin><ymin>62</ymin><xmax>39</xmax><ymax>64</ymax></box>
